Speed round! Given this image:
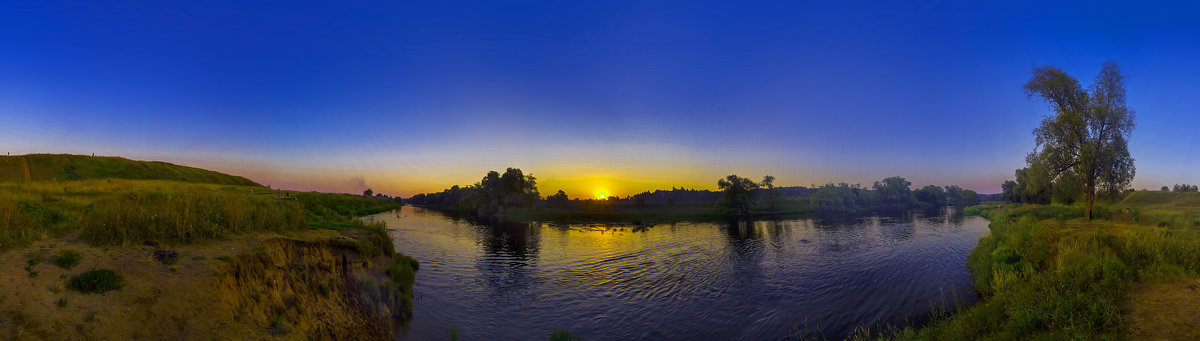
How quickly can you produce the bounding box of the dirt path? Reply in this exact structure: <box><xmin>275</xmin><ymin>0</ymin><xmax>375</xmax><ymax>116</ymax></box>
<box><xmin>18</xmin><ymin>156</ymin><xmax>30</xmax><ymax>182</ymax></box>
<box><xmin>1126</xmin><ymin>277</ymin><xmax>1200</xmax><ymax>339</ymax></box>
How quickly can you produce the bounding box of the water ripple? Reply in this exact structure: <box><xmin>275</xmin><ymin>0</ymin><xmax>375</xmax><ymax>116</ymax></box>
<box><xmin>382</xmin><ymin>207</ymin><xmax>988</xmax><ymax>341</ymax></box>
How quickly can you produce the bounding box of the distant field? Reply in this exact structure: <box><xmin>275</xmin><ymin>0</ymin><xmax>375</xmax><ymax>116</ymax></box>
<box><xmin>0</xmin><ymin>154</ymin><xmax>259</xmax><ymax>186</ymax></box>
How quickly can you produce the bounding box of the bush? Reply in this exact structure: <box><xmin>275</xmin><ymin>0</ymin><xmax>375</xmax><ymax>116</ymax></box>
<box><xmin>68</xmin><ymin>269</ymin><xmax>124</xmax><ymax>294</ymax></box>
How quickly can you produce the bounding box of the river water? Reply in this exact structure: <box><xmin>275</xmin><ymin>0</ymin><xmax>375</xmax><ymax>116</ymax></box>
<box><xmin>374</xmin><ymin>206</ymin><xmax>989</xmax><ymax>340</ymax></box>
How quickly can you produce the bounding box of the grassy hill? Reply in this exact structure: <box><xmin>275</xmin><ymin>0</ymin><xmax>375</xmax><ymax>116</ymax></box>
<box><xmin>0</xmin><ymin>155</ymin><xmax>413</xmax><ymax>340</ymax></box>
<box><xmin>0</xmin><ymin>154</ymin><xmax>259</xmax><ymax>186</ymax></box>
<box><xmin>0</xmin><ymin>154</ymin><xmax>401</xmax><ymax>251</ymax></box>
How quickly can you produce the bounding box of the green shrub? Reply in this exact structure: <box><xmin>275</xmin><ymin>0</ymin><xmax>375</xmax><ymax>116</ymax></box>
<box><xmin>68</xmin><ymin>269</ymin><xmax>124</xmax><ymax>294</ymax></box>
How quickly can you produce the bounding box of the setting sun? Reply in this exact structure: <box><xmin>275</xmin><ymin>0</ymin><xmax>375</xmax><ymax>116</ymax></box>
<box><xmin>596</xmin><ymin>193</ymin><xmax>607</xmax><ymax>199</ymax></box>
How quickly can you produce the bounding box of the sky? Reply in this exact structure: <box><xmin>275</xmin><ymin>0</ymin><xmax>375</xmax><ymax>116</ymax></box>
<box><xmin>2</xmin><ymin>1</ymin><xmax>1199</xmax><ymax>198</ymax></box>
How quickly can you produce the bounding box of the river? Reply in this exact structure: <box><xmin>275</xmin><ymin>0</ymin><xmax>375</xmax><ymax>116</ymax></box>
<box><xmin>373</xmin><ymin>206</ymin><xmax>989</xmax><ymax>340</ymax></box>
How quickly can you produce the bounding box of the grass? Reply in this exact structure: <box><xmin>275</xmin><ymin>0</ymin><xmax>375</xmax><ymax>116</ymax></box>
<box><xmin>900</xmin><ymin>192</ymin><xmax>1200</xmax><ymax>339</ymax></box>
<box><xmin>0</xmin><ymin>178</ymin><xmax>399</xmax><ymax>250</ymax></box>
<box><xmin>50</xmin><ymin>250</ymin><xmax>82</xmax><ymax>269</ymax></box>
<box><xmin>67</xmin><ymin>269</ymin><xmax>124</xmax><ymax>294</ymax></box>
<box><xmin>0</xmin><ymin>154</ymin><xmax>259</xmax><ymax>186</ymax></box>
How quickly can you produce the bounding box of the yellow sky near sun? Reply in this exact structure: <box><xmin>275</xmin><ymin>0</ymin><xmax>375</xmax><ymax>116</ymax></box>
<box><xmin>107</xmin><ymin>141</ymin><xmax>796</xmax><ymax>198</ymax></box>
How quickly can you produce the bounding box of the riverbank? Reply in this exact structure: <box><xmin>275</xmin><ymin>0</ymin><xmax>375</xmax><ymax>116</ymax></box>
<box><xmin>901</xmin><ymin>191</ymin><xmax>1200</xmax><ymax>339</ymax></box>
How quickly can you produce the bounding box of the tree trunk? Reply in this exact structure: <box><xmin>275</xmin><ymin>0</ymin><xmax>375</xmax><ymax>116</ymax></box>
<box><xmin>1085</xmin><ymin>180</ymin><xmax>1096</xmax><ymax>221</ymax></box>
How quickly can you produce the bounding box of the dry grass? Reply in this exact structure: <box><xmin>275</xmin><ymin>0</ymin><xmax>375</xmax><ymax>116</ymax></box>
<box><xmin>0</xmin><ymin>227</ymin><xmax>416</xmax><ymax>340</ymax></box>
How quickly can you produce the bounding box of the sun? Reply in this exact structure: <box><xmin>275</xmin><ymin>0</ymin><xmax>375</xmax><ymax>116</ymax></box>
<box><xmin>596</xmin><ymin>192</ymin><xmax>607</xmax><ymax>199</ymax></box>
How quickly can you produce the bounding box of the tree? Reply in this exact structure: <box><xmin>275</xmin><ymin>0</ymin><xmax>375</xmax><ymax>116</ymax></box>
<box><xmin>547</xmin><ymin>190</ymin><xmax>570</xmax><ymax>208</ymax></box>
<box><xmin>760</xmin><ymin>175</ymin><xmax>780</xmax><ymax>211</ymax></box>
<box><xmin>363</xmin><ymin>188</ymin><xmax>373</xmax><ymax>197</ymax></box>
<box><xmin>1001</xmin><ymin>180</ymin><xmax>1019</xmax><ymax>203</ymax></box>
<box><xmin>409</xmin><ymin>168</ymin><xmax>540</xmax><ymax>216</ymax></box>
<box><xmin>717</xmin><ymin>175</ymin><xmax>760</xmax><ymax>214</ymax></box>
<box><xmin>872</xmin><ymin>176</ymin><xmax>913</xmax><ymax>211</ymax></box>
<box><xmin>1051</xmin><ymin>172</ymin><xmax>1083</xmax><ymax>205</ymax></box>
<box><xmin>1015</xmin><ymin>166</ymin><xmax>1051</xmax><ymax>204</ymax></box>
<box><xmin>1023</xmin><ymin>62</ymin><xmax>1136</xmax><ymax>220</ymax></box>
<box><xmin>944</xmin><ymin>185</ymin><xmax>980</xmax><ymax>207</ymax></box>
<box><xmin>809</xmin><ymin>182</ymin><xmax>873</xmax><ymax>214</ymax></box>
<box><xmin>914</xmin><ymin>185</ymin><xmax>947</xmax><ymax>208</ymax></box>
<box><xmin>958</xmin><ymin>189</ymin><xmax>980</xmax><ymax>207</ymax></box>
<box><xmin>1162</xmin><ymin>186</ymin><xmax>1170</xmax><ymax>191</ymax></box>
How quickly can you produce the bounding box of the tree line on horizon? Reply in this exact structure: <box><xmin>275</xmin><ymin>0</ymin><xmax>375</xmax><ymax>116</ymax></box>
<box><xmin>407</xmin><ymin>169</ymin><xmax>982</xmax><ymax>218</ymax></box>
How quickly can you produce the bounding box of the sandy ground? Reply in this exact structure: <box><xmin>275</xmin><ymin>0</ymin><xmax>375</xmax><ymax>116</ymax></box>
<box><xmin>1126</xmin><ymin>277</ymin><xmax>1200</xmax><ymax>340</ymax></box>
<box><xmin>0</xmin><ymin>230</ymin><xmax>345</xmax><ymax>340</ymax></box>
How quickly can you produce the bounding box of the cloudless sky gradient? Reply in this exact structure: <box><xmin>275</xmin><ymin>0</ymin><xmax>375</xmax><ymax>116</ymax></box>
<box><xmin>2</xmin><ymin>1</ymin><xmax>1199</xmax><ymax>198</ymax></box>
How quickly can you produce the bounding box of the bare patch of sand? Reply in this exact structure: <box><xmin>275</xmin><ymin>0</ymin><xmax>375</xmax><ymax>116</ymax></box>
<box><xmin>1126</xmin><ymin>277</ymin><xmax>1200</xmax><ymax>340</ymax></box>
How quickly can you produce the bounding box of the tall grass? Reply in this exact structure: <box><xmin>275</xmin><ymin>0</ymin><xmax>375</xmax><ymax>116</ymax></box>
<box><xmin>79</xmin><ymin>191</ymin><xmax>306</xmax><ymax>245</ymax></box>
<box><xmin>0</xmin><ymin>178</ymin><xmax>399</xmax><ymax>249</ymax></box>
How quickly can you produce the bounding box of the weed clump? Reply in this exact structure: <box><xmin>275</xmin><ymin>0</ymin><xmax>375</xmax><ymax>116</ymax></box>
<box><xmin>152</xmin><ymin>250</ymin><xmax>179</xmax><ymax>265</ymax></box>
<box><xmin>68</xmin><ymin>269</ymin><xmax>124</xmax><ymax>294</ymax></box>
<box><xmin>24</xmin><ymin>251</ymin><xmax>44</xmax><ymax>277</ymax></box>
<box><xmin>51</xmin><ymin>250</ymin><xmax>82</xmax><ymax>269</ymax></box>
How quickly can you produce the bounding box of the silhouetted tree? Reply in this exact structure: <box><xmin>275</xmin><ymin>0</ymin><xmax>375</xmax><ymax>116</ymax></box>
<box><xmin>760</xmin><ymin>175</ymin><xmax>780</xmax><ymax>211</ymax></box>
<box><xmin>1023</xmin><ymin>62</ymin><xmax>1136</xmax><ymax>220</ymax></box>
<box><xmin>872</xmin><ymin>176</ymin><xmax>913</xmax><ymax>211</ymax></box>
<box><xmin>1172</xmin><ymin>184</ymin><xmax>1198</xmax><ymax>193</ymax></box>
<box><xmin>717</xmin><ymin>175</ymin><xmax>760</xmax><ymax>214</ymax></box>
<box><xmin>809</xmin><ymin>182</ymin><xmax>873</xmax><ymax>214</ymax></box>
<box><xmin>547</xmin><ymin>190</ymin><xmax>570</xmax><ymax>208</ymax></box>
<box><xmin>406</xmin><ymin>168</ymin><xmax>539</xmax><ymax>216</ymax></box>
<box><xmin>915</xmin><ymin>185</ymin><xmax>947</xmax><ymax>209</ymax></box>
<box><xmin>363</xmin><ymin>188</ymin><xmax>373</xmax><ymax>197</ymax></box>
<box><xmin>943</xmin><ymin>185</ymin><xmax>978</xmax><ymax>207</ymax></box>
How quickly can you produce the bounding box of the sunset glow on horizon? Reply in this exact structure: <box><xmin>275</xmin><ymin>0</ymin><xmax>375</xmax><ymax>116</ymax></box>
<box><xmin>3</xmin><ymin>2</ymin><xmax>1200</xmax><ymax>197</ymax></box>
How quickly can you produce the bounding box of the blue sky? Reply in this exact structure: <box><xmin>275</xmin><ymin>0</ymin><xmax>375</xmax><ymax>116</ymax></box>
<box><xmin>1</xmin><ymin>1</ymin><xmax>1198</xmax><ymax>197</ymax></box>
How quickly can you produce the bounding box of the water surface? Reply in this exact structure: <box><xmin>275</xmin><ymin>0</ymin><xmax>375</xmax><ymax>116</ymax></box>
<box><xmin>376</xmin><ymin>206</ymin><xmax>989</xmax><ymax>340</ymax></box>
